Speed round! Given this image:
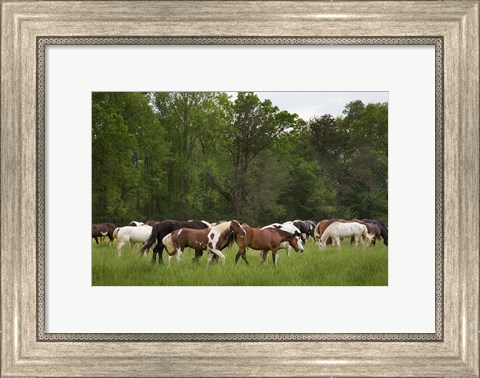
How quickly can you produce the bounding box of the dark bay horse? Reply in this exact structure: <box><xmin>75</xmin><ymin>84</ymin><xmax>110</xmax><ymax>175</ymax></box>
<box><xmin>361</xmin><ymin>219</ymin><xmax>388</xmax><ymax>246</ymax></box>
<box><xmin>92</xmin><ymin>222</ymin><xmax>115</xmax><ymax>244</ymax></box>
<box><xmin>235</xmin><ymin>224</ymin><xmax>304</xmax><ymax>266</ymax></box>
<box><xmin>162</xmin><ymin>220</ymin><xmax>246</xmax><ymax>265</ymax></box>
<box><xmin>139</xmin><ymin>220</ymin><xmax>209</xmax><ymax>263</ymax></box>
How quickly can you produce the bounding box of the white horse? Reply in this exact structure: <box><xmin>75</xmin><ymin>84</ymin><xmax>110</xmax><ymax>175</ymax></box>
<box><xmin>113</xmin><ymin>225</ymin><xmax>153</xmax><ymax>256</ymax></box>
<box><xmin>317</xmin><ymin>221</ymin><xmax>374</xmax><ymax>248</ymax></box>
<box><xmin>262</xmin><ymin>222</ymin><xmax>304</xmax><ymax>258</ymax></box>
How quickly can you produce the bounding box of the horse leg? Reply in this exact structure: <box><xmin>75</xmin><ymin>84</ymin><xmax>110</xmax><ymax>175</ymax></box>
<box><xmin>334</xmin><ymin>237</ymin><xmax>341</xmax><ymax>248</ymax></box>
<box><xmin>207</xmin><ymin>252</ymin><xmax>215</xmax><ymax>266</ymax></box>
<box><xmin>272</xmin><ymin>249</ymin><xmax>279</xmax><ymax>266</ymax></box>
<box><xmin>117</xmin><ymin>241</ymin><xmax>125</xmax><ymax>257</ymax></box>
<box><xmin>235</xmin><ymin>247</ymin><xmax>244</xmax><ymax>264</ymax></box>
<box><xmin>158</xmin><ymin>244</ymin><xmax>165</xmax><ymax>264</ymax></box>
<box><xmin>193</xmin><ymin>249</ymin><xmax>203</xmax><ymax>263</ymax></box>
<box><xmin>176</xmin><ymin>248</ymin><xmax>184</xmax><ymax>262</ymax></box>
<box><xmin>260</xmin><ymin>250</ymin><xmax>268</xmax><ymax>264</ymax></box>
<box><xmin>94</xmin><ymin>237</ymin><xmax>99</xmax><ymax>244</ymax></box>
<box><xmin>152</xmin><ymin>243</ymin><xmax>159</xmax><ymax>264</ymax></box>
<box><xmin>241</xmin><ymin>251</ymin><xmax>249</xmax><ymax>266</ymax></box>
<box><xmin>209</xmin><ymin>249</ymin><xmax>226</xmax><ymax>266</ymax></box>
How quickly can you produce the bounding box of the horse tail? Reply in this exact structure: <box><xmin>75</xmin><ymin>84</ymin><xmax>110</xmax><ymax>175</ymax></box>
<box><xmin>162</xmin><ymin>233</ymin><xmax>175</xmax><ymax>254</ymax></box>
<box><xmin>314</xmin><ymin>223</ymin><xmax>321</xmax><ymax>242</ymax></box>
<box><xmin>113</xmin><ymin>228</ymin><xmax>120</xmax><ymax>240</ymax></box>
<box><xmin>139</xmin><ymin>224</ymin><xmax>158</xmax><ymax>254</ymax></box>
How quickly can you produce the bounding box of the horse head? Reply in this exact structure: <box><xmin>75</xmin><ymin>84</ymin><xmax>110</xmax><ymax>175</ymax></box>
<box><xmin>365</xmin><ymin>232</ymin><xmax>375</xmax><ymax>246</ymax></box>
<box><xmin>295</xmin><ymin>230</ymin><xmax>306</xmax><ymax>244</ymax></box>
<box><xmin>230</xmin><ymin>220</ymin><xmax>246</xmax><ymax>237</ymax></box>
<box><xmin>290</xmin><ymin>231</ymin><xmax>304</xmax><ymax>253</ymax></box>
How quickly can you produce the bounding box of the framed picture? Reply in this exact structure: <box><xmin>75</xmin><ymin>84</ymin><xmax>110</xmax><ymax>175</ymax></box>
<box><xmin>1</xmin><ymin>1</ymin><xmax>478</xmax><ymax>376</ymax></box>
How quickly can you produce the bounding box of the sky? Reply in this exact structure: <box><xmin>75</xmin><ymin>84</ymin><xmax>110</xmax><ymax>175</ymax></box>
<box><xmin>228</xmin><ymin>92</ymin><xmax>388</xmax><ymax>120</ymax></box>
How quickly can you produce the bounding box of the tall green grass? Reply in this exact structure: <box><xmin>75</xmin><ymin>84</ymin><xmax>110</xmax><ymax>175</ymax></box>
<box><xmin>92</xmin><ymin>240</ymin><xmax>388</xmax><ymax>286</ymax></box>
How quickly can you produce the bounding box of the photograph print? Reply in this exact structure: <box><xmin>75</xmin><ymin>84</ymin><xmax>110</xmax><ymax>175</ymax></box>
<box><xmin>92</xmin><ymin>91</ymin><xmax>388</xmax><ymax>286</ymax></box>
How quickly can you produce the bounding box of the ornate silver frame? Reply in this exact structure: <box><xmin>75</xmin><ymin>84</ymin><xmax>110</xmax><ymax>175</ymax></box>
<box><xmin>2</xmin><ymin>2</ymin><xmax>478</xmax><ymax>376</ymax></box>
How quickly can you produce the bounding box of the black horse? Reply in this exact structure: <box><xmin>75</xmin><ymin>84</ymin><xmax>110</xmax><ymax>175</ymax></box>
<box><xmin>292</xmin><ymin>220</ymin><xmax>316</xmax><ymax>240</ymax></box>
<box><xmin>140</xmin><ymin>220</ymin><xmax>209</xmax><ymax>264</ymax></box>
<box><xmin>361</xmin><ymin>219</ymin><xmax>388</xmax><ymax>246</ymax></box>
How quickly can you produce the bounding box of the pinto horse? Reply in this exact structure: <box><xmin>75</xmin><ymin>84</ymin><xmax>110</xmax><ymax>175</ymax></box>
<box><xmin>92</xmin><ymin>223</ymin><xmax>115</xmax><ymax>244</ymax></box>
<box><xmin>162</xmin><ymin>220</ymin><xmax>246</xmax><ymax>265</ymax></box>
<box><xmin>290</xmin><ymin>220</ymin><xmax>315</xmax><ymax>240</ymax></box>
<box><xmin>235</xmin><ymin>224</ymin><xmax>304</xmax><ymax>266</ymax></box>
<box><xmin>139</xmin><ymin>220</ymin><xmax>210</xmax><ymax>264</ymax></box>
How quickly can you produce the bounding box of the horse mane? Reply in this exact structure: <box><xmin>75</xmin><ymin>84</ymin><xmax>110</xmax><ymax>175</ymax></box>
<box><xmin>212</xmin><ymin>220</ymin><xmax>232</xmax><ymax>235</ymax></box>
<box><xmin>219</xmin><ymin>231</ymin><xmax>236</xmax><ymax>250</ymax></box>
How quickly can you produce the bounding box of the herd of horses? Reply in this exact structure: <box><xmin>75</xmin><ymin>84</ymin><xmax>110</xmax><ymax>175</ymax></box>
<box><xmin>92</xmin><ymin>218</ymin><xmax>388</xmax><ymax>266</ymax></box>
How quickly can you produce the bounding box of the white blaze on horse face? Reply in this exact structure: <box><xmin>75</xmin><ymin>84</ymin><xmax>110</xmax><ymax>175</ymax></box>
<box><xmin>296</xmin><ymin>236</ymin><xmax>304</xmax><ymax>252</ymax></box>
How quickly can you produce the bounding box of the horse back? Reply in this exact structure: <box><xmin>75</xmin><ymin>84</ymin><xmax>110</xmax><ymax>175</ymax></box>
<box><xmin>174</xmin><ymin>228</ymin><xmax>209</xmax><ymax>249</ymax></box>
<box><xmin>315</xmin><ymin>219</ymin><xmax>334</xmax><ymax>239</ymax></box>
<box><xmin>248</xmin><ymin>227</ymin><xmax>282</xmax><ymax>250</ymax></box>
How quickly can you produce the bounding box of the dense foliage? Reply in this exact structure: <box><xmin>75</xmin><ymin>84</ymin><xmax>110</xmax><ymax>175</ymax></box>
<box><xmin>92</xmin><ymin>92</ymin><xmax>388</xmax><ymax>226</ymax></box>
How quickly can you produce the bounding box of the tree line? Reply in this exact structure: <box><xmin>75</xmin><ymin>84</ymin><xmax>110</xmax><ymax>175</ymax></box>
<box><xmin>92</xmin><ymin>92</ymin><xmax>388</xmax><ymax>226</ymax></box>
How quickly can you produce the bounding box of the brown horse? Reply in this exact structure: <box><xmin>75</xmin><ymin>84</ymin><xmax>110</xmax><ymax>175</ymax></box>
<box><xmin>235</xmin><ymin>224</ymin><xmax>304</xmax><ymax>266</ymax></box>
<box><xmin>92</xmin><ymin>223</ymin><xmax>115</xmax><ymax>244</ymax></box>
<box><xmin>162</xmin><ymin>220</ymin><xmax>246</xmax><ymax>265</ymax></box>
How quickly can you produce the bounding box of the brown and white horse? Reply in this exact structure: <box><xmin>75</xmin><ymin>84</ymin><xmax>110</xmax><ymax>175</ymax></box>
<box><xmin>235</xmin><ymin>224</ymin><xmax>304</xmax><ymax>266</ymax></box>
<box><xmin>162</xmin><ymin>220</ymin><xmax>246</xmax><ymax>265</ymax></box>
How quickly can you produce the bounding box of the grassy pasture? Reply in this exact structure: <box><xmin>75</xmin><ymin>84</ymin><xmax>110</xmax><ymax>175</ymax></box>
<box><xmin>92</xmin><ymin>240</ymin><xmax>388</xmax><ymax>286</ymax></box>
